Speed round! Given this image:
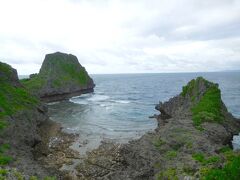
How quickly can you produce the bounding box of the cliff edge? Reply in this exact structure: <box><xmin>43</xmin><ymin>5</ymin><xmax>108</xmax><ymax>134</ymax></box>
<box><xmin>0</xmin><ymin>62</ymin><xmax>56</xmax><ymax>178</ymax></box>
<box><xmin>21</xmin><ymin>52</ymin><xmax>95</xmax><ymax>102</ymax></box>
<box><xmin>75</xmin><ymin>77</ymin><xmax>240</xmax><ymax>180</ymax></box>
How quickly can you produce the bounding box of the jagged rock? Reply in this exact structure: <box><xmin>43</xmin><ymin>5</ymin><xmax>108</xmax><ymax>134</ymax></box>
<box><xmin>21</xmin><ymin>52</ymin><xmax>95</xmax><ymax>102</ymax></box>
<box><xmin>75</xmin><ymin>77</ymin><xmax>240</xmax><ymax>179</ymax></box>
<box><xmin>0</xmin><ymin>62</ymin><xmax>21</xmax><ymax>87</ymax></box>
<box><xmin>0</xmin><ymin>61</ymin><xmax>57</xmax><ymax>178</ymax></box>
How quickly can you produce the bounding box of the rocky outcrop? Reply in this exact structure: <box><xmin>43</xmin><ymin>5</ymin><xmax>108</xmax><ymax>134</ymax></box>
<box><xmin>0</xmin><ymin>62</ymin><xmax>57</xmax><ymax>178</ymax></box>
<box><xmin>21</xmin><ymin>52</ymin><xmax>95</xmax><ymax>102</ymax></box>
<box><xmin>74</xmin><ymin>77</ymin><xmax>240</xmax><ymax>180</ymax></box>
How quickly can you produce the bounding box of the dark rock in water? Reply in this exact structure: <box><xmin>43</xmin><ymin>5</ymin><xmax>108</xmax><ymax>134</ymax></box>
<box><xmin>75</xmin><ymin>77</ymin><xmax>240</xmax><ymax>179</ymax></box>
<box><xmin>21</xmin><ymin>52</ymin><xmax>95</xmax><ymax>102</ymax></box>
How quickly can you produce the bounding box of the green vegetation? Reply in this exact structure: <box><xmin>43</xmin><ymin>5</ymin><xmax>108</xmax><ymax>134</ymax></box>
<box><xmin>21</xmin><ymin>54</ymin><xmax>90</xmax><ymax>94</ymax></box>
<box><xmin>192</xmin><ymin>153</ymin><xmax>221</xmax><ymax>165</ymax></box>
<box><xmin>0</xmin><ymin>168</ymin><xmax>8</xmax><ymax>180</ymax></box>
<box><xmin>0</xmin><ymin>82</ymin><xmax>38</xmax><ymax>117</ymax></box>
<box><xmin>0</xmin><ymin>62</ymin><xmax>39</xmax><ymax>168</ymax></box>
<box><xmin>43</xmin><ymin>177</ymin><xmax>56</xmax><ymax>180</ymax></box>
<box><xmin>0</xmin><ymin>144</ymin><xmax>10</xmax><ymax>153</ymax></box>
<box><xmin>0</xmin><ymin>169</ymin><xmax>7</xmax><ymax>176</ymax></box>
<box><xmin>0</xmin><ymin>154</ymin><xmax>12</xmax><ymax>165</ymax></box>
<box><xmin>0</xmin><ymin>63</ymin><xmax>12</xmax><ymax>80</ymax></box>
<box><xmin>192</xmin><ymin>153</ymin><xmax>205</xmax><ymax>163</ymax></box>
<box><xmin>50</xmin><ymin>67</ymin><xmax>89</xmax><ymax>89</ymax></box>
<box><xmin>157</xmin><ymin>168</ymin><xmax>178</xmax><ymax>180</ymax></box>
<box><xmin>13</xmin><ymin>170</ymin><xmax>24</xmax><ymax>180</ymax></box>
<box><xmin>201</xmin><ymin>151</ymin><xmax>240</xmax><ymax>180</ymax></box>
<box><xmin>0</xmin><ymin>168</ymin><xmax>56</xmax><ymax>180</ymax></box>
<box><xmin>166</xmin><ymin>150</ymin><xmax>178</xmax><ymax>159</ymax></box>
<box><xmin>192</xmin><ymin>85</ymin><xmax>223</xmax><ymax>128</ymax></box>
<box><xmin>190</xmin><ymin>147</ymin><xmax>240</xmax><ymax>180</ymax></box>
<box><xmin>0</xmin><ymin>144</ymin><xmax>12</xmax><ymax>166</ymax></box>
<box><xmin>0</xmin><ymin>121</ymin><xmax>7</xmax><ymax>132</ymax></box>
<box><xmin>181</xmin><ymin>78</ymin><xmax>197</xmax><ymax>97</ymax></box>
<box><xmin>29</xmin><ymin>176</ymin><xmax>38</xmax><ymax>180</ymax></box>
<box><xmin>181</xmin><ymin>77</ymin><xmax>223</xmax><ymax>129</ymax></box>
<box><xmin>218</xmin><ymin>146</ymin><xmax>232</xmax><ymax>153</ymax></box>
<box><xmin>186</xmin><ymin>141</ymin><xmax>193</xmax><ymax>149</ymax></box>
<box><xmin>1</xmin><ymin>62</ymin><xmax>39</xmax><ymax>120</ymax></box>
<box><xmin>153</xmin><ymin>138</ymin><xmax>166</xmax><ymax>149</ymax></box>
<box><xmin>20</xmin><ymin>76</ymin><xmax>45</xmax><ymax>94</ymax></box>
<box><xmin>61</xmin><ymin>63</ymin><xmax>88</xmax><ymax>85</ymax></box>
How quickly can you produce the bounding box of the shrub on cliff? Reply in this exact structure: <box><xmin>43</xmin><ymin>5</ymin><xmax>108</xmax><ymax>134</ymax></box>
<box><xmin>0</xmin><ymin>62</ymin><xmax>39</xmax><ymax>124</ymax></box>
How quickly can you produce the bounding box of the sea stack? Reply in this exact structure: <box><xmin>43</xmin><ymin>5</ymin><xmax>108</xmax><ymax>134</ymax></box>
<box><xmin>21</xmin><ymin>52</ymin><xmax>95</xmax><ymax>102</ymax></box>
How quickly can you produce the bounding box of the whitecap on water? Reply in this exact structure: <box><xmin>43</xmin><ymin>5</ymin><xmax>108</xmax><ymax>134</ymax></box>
<box><xmin>88</xmin><ymin>95</ymin><xmax>110</xmax><ymax>102</ymax></box>
<box><xmin>70</xmin><ymin>98</ymin><xmax>89</xmax><ymax>105</ymax></box>
<box><xmin>70</xmin><ymin>94</ymin><xmax>110</xmax><ymax>105</ymax></box>
<box><xmin>100</xmin><ymin>104</ymin><xmax>108</xmax><ymax>107</ymax></box>
<box><xmin>47</xmin><ymin>101</ymin><xmax>60</xmax><ymax>105</ymax></box>
<box><xmin>113</xmin><ymin>100</ymin><xmax>131</xmax><ymax>104</ymax></box>
<box><xmin>232</xmin><ymin>133</ymin><xmax>240</xmax><ymax>150</ymax></box>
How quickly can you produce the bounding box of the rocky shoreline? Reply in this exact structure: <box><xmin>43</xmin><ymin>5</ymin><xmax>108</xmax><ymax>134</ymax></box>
<box><xmin>69</xmin><ymin>77</ymin><xmax>240</xmax><ymax>179</ymax></box>
<box><xmin>40</xmin><ymin>88</ymin><xmax>94</xmax><ymax>103</ymax></box>
<box><xmin>1</xmin><ymin>58</ymin><xmax>240</xmax><ymax>179</ymax></box>
<box><xmin>0</xmin><ymin>55</ymin><xmax>95</xmax><ymax>179</ymax></box>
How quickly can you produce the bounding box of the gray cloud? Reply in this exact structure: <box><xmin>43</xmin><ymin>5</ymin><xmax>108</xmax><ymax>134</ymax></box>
<box><xmin>0</xmin><ymin>0</ymin><xmax>239</xmax><ymax>74</ymax></box>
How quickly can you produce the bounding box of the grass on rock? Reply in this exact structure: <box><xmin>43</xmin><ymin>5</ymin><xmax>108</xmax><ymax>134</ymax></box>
<box><xmin>181</xmin><ymin>77</ymin><xmax>223</xmax><ymax>129</ymax></box>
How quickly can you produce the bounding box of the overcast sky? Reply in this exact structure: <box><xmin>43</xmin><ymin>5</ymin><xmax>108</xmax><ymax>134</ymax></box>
<box><xmin>0</xmin><ymin>0</ymin><xmax>240</xmax><ymax>74</ymax></box>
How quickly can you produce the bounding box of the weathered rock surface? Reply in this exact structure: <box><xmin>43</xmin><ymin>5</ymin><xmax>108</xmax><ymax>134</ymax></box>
<box><xmin>0</xmin><ymin>62</ymin><xmax>57</xmax><ymax>178</ymax></box>
<box><xmin>21</xmin><ymin>52</ymin><xmax>95</xmax><ymax>102</ymax></box>
<box><xmin>75</xmin><ymin>77</ymin><xmax>240</xmax><ymax>180</ymax></box>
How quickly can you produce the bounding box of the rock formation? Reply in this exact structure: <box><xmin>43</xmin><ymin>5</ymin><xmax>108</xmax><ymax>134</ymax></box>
<box><xmin>21</xmin><ymin>52</ymin><xmax>95</xmax><ymax>102</ymax></box>
<box><xmin>0</xmin><ymin>62</ymin><xmax>57</xmax><ymax>178</ymax></box>
<box><xmin>75</xmin><ymin>77</ymin><xmax>240</xmax><ymax>180</ymax></box>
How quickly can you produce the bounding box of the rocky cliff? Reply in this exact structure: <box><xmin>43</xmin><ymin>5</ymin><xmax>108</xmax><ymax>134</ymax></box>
<box><xmin>0</xmin><ymin>62</ymin><xmax>56</xmax><ymax>179</ymax></box>
<box><xmin>21</xmin><ymin>52</ymin><xmax>95</xmax><ymax>102</ymax></box>
<box><xmin>75</xmin><ymin>77</ymin><xmax>240</xmax><ymax>180</ymax></box>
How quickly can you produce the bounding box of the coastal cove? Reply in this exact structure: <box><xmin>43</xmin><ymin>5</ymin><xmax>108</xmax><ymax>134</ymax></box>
<box><xmin>46</xmin><ymin>72</ymin><xmax>240</xmax><ymax>155</ymax></box>
<box><xmin>2</xmin><ymin>1</ymin><xmax>240</xmax><ymax>178</ymax></box>
<box><xmin>2</xmin><ymin>61</ymin><xmax>240</xmax><ymax>179</ymax></box>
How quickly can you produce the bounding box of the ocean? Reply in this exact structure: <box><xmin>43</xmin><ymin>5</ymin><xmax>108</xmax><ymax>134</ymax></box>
<box><xmin>46</xmin><ymin>72</ymin><xmax>240</xmax><ymax>153</ymax></box>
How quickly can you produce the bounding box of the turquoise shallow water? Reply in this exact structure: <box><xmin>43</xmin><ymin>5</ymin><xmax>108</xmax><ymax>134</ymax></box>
<box><xmin>47</xmin><ymin>72</ymin><xmax>240</xmax><ymax>149</ymax></box>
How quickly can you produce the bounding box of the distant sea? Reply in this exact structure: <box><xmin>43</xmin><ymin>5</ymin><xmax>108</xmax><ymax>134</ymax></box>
<box><xmin>19</xmin><ymin>72</ymin><xmax>240</xmax><ymax>151</ymax></box>
<box><xmin>46</xmin><ymin>72</ymin><xmax>239</xmax><ymax>146</ymax></box>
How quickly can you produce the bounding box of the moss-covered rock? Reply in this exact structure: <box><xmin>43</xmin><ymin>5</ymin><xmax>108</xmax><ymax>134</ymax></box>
<box><xmin>180</xmin><ymin>77</ymin><xmax>223</xmax><ymax>129</ymax></box>
<box><xmin>0</xmin><ymin>62</ymin><xmax>39</xmax><ymax>125</ymax></box>
<box><xmin>0</xmin><ymin>61</ymin><xmax>56</xmax><ymax>178</ymax></box>
<box><xmin>21</xmin><ymin>52</ymin><xmax>95</xmax><ymax>102</ymax></box>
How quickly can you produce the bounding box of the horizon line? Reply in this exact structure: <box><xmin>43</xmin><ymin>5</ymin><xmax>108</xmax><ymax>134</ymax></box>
<box><xmin>18</xmin><ymin>70</ymin><xmax>240</xmax><ymax>76</ymax></box>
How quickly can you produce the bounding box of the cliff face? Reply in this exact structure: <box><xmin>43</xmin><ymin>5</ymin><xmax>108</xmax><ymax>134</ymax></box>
<box><xmin>75</xmin><ymin>77</ymin><xmax>240</xmax><ymax>180</ymax></box>
<box><xmin>21</xmin><ymin>52</ymin><xmax>95</xmax><ymax>102</ymax></box>
<box><xmin>0</xmin><ymin>62</ymin><xmax>53</xmax><ymax>178</ymax></box>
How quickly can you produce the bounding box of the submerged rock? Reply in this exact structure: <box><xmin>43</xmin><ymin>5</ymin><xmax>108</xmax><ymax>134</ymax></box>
<box><xmin>21</xmin><ymin>52</ymin><xmax>95</xmax><ymax>102</ymax></box>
